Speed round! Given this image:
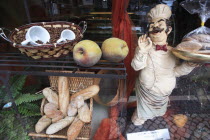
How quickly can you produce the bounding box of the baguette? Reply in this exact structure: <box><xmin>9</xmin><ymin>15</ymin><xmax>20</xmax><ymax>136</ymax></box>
<box><xmin>71</xmin><ymin>85</ymin><xmax>100</xmax><ymax>100</ymax></box>
<box><xmin>43</xmin><ymin>88</ymin><xmax>58</xmax><ymax>106</ymax></box>
<box><xmin>78</xmin><ymin>102</ymin><xmax>91</xmax><ymax>123</ymax></box>
<box><xmin>71</xmin><ymin>95</ymin><xmax>84</xmax><ymax>109</ymax></box>
<box><xmin>46</xmin><ymin>116</ymin><xmax>75</xmax><ymax>134</ymax></box>
<box><xmin>67</xmin><ymin>103</ymin><xmax>78</xmax><ymax>117</ymax></box>
<box><xmin>67</xmin><ymin>116</ymin><xmax>85</xmax><ymax>140</ymax></box>
<box><xmin>35</xmin><ymin>115</ymin><xmax>52</xmax><ymax>133</ymax></box>
<box><xmin>58</xmin><ymin>76</ymin><xmax>70</xmax><ymax>116</ymax></box>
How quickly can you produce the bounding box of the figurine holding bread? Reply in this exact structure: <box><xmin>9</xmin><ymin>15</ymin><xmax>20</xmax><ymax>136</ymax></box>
<box><xmin>131</xmin><ymin>4</ymin><xmax>200</xmax><ymax>126</ymax></box>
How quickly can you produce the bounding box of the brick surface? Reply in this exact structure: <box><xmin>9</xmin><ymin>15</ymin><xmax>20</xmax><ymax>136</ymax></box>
<box><xmin>123</xmin><ymin>113</ymin><xmax>210</xmax><ymax>140</ymax></box>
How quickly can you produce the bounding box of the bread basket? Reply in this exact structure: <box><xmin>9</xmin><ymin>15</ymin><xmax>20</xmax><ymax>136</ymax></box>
<box><xmin>29</xmin><ymin>71</ymin><xmax>94</xmax><ymax>140</ymax></box>
<box><xmin>0</xmin><ymin>21</ymin><xmax>87</xmax><ymax>59</ymax></box>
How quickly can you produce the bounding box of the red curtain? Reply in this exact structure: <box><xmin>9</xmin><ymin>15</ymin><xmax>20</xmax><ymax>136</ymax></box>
<box><xmin>94</xmin><ymin>1</ymin><xmax>137</xmax><ymax>139</ymax></box>
<box><xmin>112</xmin><ymin>0</ymin><xmax>137</xmax><ymax>99</ymax></box>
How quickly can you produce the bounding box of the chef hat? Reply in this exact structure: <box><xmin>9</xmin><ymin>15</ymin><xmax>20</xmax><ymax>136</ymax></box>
<box><xmin>147</xmin><ymin>4</ymin><xmax>172</xmax><ymax>22</ymax></box>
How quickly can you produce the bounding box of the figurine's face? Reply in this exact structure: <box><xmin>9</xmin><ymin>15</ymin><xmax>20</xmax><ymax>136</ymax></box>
<box><xmin>148</xmin><ymin>18</ymin><xmax>171</xmax><ymax>43</ymax></box>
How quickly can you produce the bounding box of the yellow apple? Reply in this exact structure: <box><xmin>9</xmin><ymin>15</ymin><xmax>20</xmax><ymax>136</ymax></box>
<box><xmin>101</xmin><ymin>38</ymin><xmax>129</xmax><ymax>62</ymax></box>
<box><xmin>73</xmin><ymin>40</ymin><xmax>102</xmax><ymax>67</ymax></box>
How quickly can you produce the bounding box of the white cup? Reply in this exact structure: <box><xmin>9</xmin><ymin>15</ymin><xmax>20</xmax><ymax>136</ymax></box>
<box><xmin>56</xmin><ymin>29</ymin><xmax>75</xmax><ymax>43</ymax></box>
<box><xmin>21</xmin><ymin>26</ymin><xmax>50</xmax><ymax>46</ymax></box>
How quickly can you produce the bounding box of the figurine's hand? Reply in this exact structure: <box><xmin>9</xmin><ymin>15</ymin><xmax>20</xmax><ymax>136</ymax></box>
<box><xmin>186</xmin><ymin>61</ymin><xmax>202</xmax><ymax>67</ymax></box>
<box><xmin>138</xmin><ymin>34</ymin><xmax>152</xmax><ymax>53</ymax></box>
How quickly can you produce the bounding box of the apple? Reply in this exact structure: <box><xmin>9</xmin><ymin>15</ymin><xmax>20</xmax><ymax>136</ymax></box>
<box><xmin>101</xmin><ymin>38</ymin><xmax>129</xmax><ymax>62</ymax></box>
<box><xmin>73</xmin><ymin>40</ymin><xmax>102</xmax><ymax>67</ymax></box>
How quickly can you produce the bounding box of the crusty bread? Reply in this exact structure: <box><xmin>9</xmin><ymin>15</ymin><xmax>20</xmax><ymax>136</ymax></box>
<box><xmin>67</xmin><ymin>103</ymin><xmax>78</xmax><ymax>117</ymax></box>
<box><xmin>78</xmin><ymin>102</ymin><xmax>91</xmax><ymax>123</ymax></box>
<box><xmin>71</xmin><ymin>85</ymin><xmax>100</xmax><ymax>101</ymax></box>
<box><xmin>67</xmin><ymin>116</ymin><xmax>85</xmax><ymax>140</ymax></box>
<box><xmin>173</xmin><ymin>114</ymin><xmax>188</xmax><ymax>128</ymax></box>
<box><xmin>190</xmin><ymin>34</ymin><xmax>210</xmax><ymax>43</ymax></box>
<box><xmin>71</xmin><ymin>95</ymin><xmax>84</xmax><ymax>109</ymax></box>
<box><xmin>52</xmin><ymin>112</ymin><xmax>64</xmax><ymax>123</ymax></box>
<box><xmin>58</xmin><ymin>76</ymin><xmax>70</xmax><ymax>116</ymax></box>
<box><xmin>35</xmin><ymin>115</ymin><xmax>52</xmax><ymax>133</ymax></box>
<box><xmin>44</xmin><ymin>103</ymin><xmax>64</xmax><ymax>121</ymax></box>
<box><xmin>46</xmin><ymin>116</ymin><xmax>75</xmax><ymax>134</ymax></box>
<box><xmin>43</xmin><ymin>88</ymin><xmax>58</xmax><ymax>106</ymax></box>
<box><xmin>44</xmin><ymin>103</ymin><xmax>58</xmax><ymax>117</ymax></box>
<box><xmin>176</xmin><ymin>41</ymin><xmax>202</xmax><ymax>52</ymax></box>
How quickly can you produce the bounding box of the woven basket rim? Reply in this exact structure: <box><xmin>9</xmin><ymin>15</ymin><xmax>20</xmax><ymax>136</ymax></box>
<box><xmin>9</xmin><ymin>21</ymin><xmax>83</xmax><ymax>49</ymax></box>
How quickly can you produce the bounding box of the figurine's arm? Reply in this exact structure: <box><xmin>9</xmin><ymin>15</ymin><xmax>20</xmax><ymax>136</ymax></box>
<box><xmin>174</xmin><ymin>61</ymin><xmax>199</xmax><ymax>77</ymax></box>
<box><xmin>131</xmin><ymin>35</ymin><xmax>152</xmax><ymax>71</ymax></box>
<box><xmin>131</xmin><ymin>47</ymin><xmax>148</xmax><ymax>71</ymax></box>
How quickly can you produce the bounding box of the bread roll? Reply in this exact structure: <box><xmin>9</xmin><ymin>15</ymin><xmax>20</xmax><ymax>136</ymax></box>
<box><xmin>44</xmin><ymin>103</ymin><xmax>64</xmax><ymax>120</ymax></box>
<box><xmin>35</xmin><ymin>115</ymin><xmax>52</xmax><ymax>133</ymax></box>
<box><xmin>58</xmin><ymin>76</ymin><xmax>70</xmax><ymax>116</ymax></box>
<box><xmin>52</xmin><ymin>111</ymin><xmax>64</xmax><ymax>123</ymax></box>
<box><xmin>43</xmin><ymin>88</ymin><xmax>58</xmax><ymax>106</ymax></box>
<box><xmin>46</xmin><ymin>116</ymin><xmax>75</xmax><ymax>134</ymax></box>
<box><xmin>67</xmin><ymin>116</ymin><xmax>85</xmax><ymax>140</ymax></box>
<box><xmin>71</xmin><ymin>85</ymin><xmax>100</xmax><ymax>100</ymax></box>
<box><xmin>173</xmin><ymin>114</ymin><xmax>188</xmax><ymax>128</ymax></box>
<box><xmin>78</xmin><ymin>103</ymin><xmax>91</xmax><ymax>123</ymax></box>
<box><xmin>190</xmin><ymin>34</ymin><xmax>210</xmax><ymax>43</ymax></box>
<box><xmin>71</xmin><ymin>95</ymin><xmax>84</xmax><ymax>109</ymax></box>
<box><xmin>176</xmin><ymin>41</ymin><xmax>202</xmax><ymax>52</ymax></box>
<box><xmin>44</xmin><ymin>103</ymin><xmax>58</xmax><ymax>117</ymax></box>
<box><xmin>67</xmin><ymin>103</ymin><xmax>78</xmax><ymax>117</ymax></box>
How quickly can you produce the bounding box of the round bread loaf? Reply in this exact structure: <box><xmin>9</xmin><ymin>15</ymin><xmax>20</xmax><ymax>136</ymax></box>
<box><xmin>190</xmin><ymin>34</ymin><xmax>210</xmax><ymax>43</ymax></box>
<box><xmin>176</xmin><ymin>41</ymin><xmax>202</xmax><ymax>52</ymax></box>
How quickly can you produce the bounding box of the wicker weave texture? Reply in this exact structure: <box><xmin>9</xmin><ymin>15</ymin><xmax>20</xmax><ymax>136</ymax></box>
<box><xmin>9</xmin><ymin>22</ymin><xmax>83</xmax><ymax>59</ymax></box>
<box><xmin>30</xmin><ymin>71</ymin><xmax>94</xmax><ymax>139</ymax></box>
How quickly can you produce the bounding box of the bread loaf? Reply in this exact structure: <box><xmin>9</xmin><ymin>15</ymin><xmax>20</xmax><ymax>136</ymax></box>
<box><xmin>67</xmin><ymin>116</ymin><xmax>85</xmax><ymax>140</ymax></box>
<box><xmin>46</xmin><ymin>116</ymin><xmax>75</xmax><ymax>134</ymax></box>
<box><xmin>58</xmin><ymin>76</ymin><xmax>70</xmax><ymax>116</ymax></box>
<box><xmin>71</xmin><ymin>95</ymin><xmax>84</xmax><ymax>109</ymax></box>
<box><xmin>35</xmin><ymin>115</ymin><xmax>52</xmax><ymax>133</ymax></box>
<box><xmin>44</xmin><ymin>103</ymin><xmax>64</xmax><ymax>120</ymax></box>
<box><xmin>43</xmin><ymin>88</ymin><xmax>58</xmax><ymax>106</ymax></box>
<box><xmin>176</xmin><ymin>41</ymin><xmax>202</xmax><ymax>52</ymax></box>
<box><xmin>78</xmin><ymin>102</ymin><xmax>91</xmax><ymax>123</ymax></box>
<box><xmin>71</xmin><ymin>85</ymin><xmax>100</xmax><ymax>100</ymax></box>
<box><xmin>44</xmin><ymin>103</ymin><xmax>58</xmax><ymax>117</ymax></box>
<box><xmin>173</xmin><ymin>114</ymin><xmax>188</xmax><ymax>128</ymax></box>
<box><xmin>67</xmin><ymin>103</ymin><xmax>78</xmax><ymax>117</ymax></box>
<box><xmin>190</xmin><ymin>34</ymin><xmax>210</xmax><ymax>43</ymax></box>
<box><xmin>52</xmin><ymin>111</ymin><xmax>64</xmax><ymax>123</ymax></box>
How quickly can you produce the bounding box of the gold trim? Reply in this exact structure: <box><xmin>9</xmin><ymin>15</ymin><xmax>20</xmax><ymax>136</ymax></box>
<box><xmin>171</xmin><ymin>48</ymin><xmax>210</xmax><ymax>62</ymax></box>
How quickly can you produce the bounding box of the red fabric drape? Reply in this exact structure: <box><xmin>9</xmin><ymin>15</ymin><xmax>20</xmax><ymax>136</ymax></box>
<box><xmin>94</xmin><ymin>1</ymin><xmax>137</xmax><ymax>139</ymax></box>
<box><xmin>112</xmin><ymin>0</ymin><xmax>137</xmax><ymax>98</ymax></box>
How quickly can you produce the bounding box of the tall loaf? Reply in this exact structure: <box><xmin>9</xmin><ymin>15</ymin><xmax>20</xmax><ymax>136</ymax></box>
<box><xmin>58</xmin><ymin>76</ymin><xmax>70</xmax><ymax>116</ymax></box>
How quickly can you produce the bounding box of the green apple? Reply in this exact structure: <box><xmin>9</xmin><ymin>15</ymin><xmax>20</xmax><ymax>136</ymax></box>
<box><xmin>102</xmin><ymin>38</ymin><xmax>129</xmax><ymax>62</ymax></box>
<box><xmin>73</xmin><ymin>40</ymin><xmax>102</xmax><ymax>67</ymax></box>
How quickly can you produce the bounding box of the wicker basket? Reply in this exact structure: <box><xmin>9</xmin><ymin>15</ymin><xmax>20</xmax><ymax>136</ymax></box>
<box><xmin>29</xmin><ymin>71</ymin><xmax>94</xmax><ymax>140</ymax></box>
<box><xmin>0</xmin><ymin>21</ymin><xmax>86</xmax><ymax>59</ymax></box>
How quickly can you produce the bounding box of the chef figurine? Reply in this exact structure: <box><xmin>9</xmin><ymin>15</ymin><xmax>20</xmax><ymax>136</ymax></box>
<box><xmin>131</xmin><ymin>4</ymin><xmax>199</xmax><ymax>125</ymax></box>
